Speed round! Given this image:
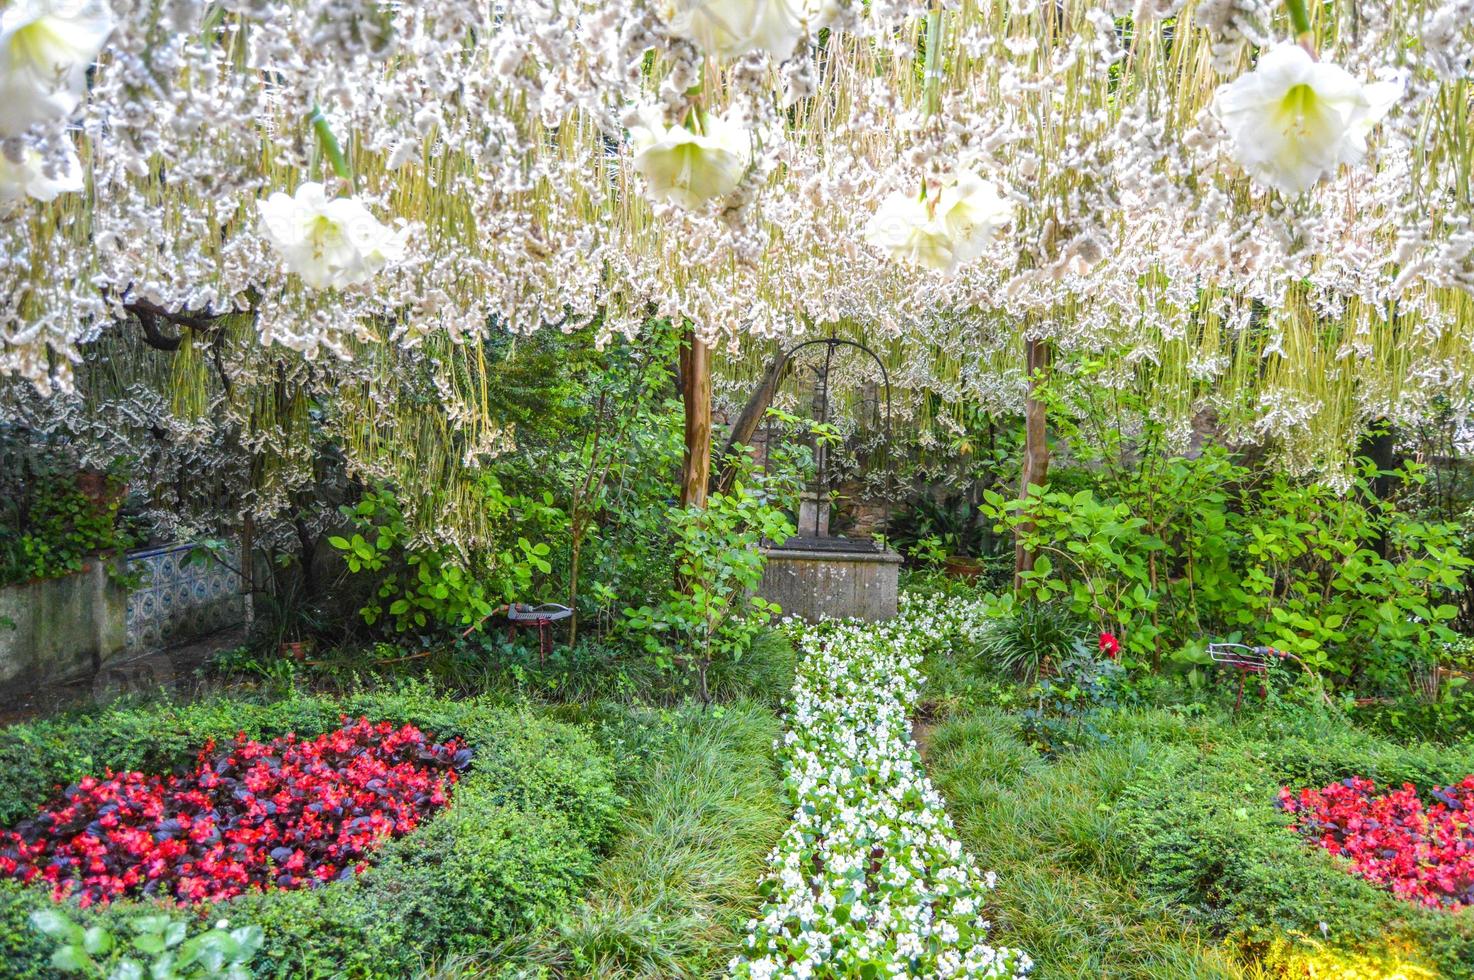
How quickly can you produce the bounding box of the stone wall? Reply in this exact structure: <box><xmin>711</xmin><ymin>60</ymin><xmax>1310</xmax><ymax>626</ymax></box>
<box><xmin>0</xmin><ymin>541</ymin><xmax>247</xmax><ymax>693</ymax></box>
<box><xmin>0</xmin><ymin>561</ymin><xmax>128</xmax><ymax>688</ymax></box>
<box><xmin>758</xmin><ymin>546</ymin><xmax>902</xmax><ymax>623</ymax></box>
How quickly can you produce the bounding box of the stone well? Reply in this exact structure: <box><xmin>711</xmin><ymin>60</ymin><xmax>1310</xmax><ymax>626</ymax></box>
<box><xmin>758</xmin><ymin>537</ymin><xmax>903</xmax><ymax>623</ymax></box>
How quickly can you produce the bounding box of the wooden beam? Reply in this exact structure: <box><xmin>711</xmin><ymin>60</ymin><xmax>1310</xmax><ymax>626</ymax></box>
<box><xmin>680</xmin><ymin>326</ymin><xmax>712</xmax><ymax>510</ymax></box>
<box><xmin>1014</xmin><ymin>335</ymin><xmax>1051</xmax><ymax>588</ymax></box>
<box><xmin>713</xmin><ymin>349</ymin><xmax>789</xmax><ymax>495</ymax></box>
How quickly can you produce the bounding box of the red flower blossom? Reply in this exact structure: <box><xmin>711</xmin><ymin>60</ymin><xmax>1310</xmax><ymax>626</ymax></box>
<box><xmin>0</xmin><ymin>719</ymin><xmax>471</xmax><ymax>907</ymax></box>
<box><xmin>1279</xmin><ymin>775</ymin><xmax>1474</xmax><ymax>911</ymax></box>
<box><xmin>1098</xmin><ymin>631</ymin><xmax>1120</xmax><ymax>660</ymax></box>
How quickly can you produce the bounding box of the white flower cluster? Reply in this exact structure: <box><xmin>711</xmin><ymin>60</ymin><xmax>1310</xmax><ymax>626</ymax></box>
<box><xmin>731</xmin><ymin>615</ymin><xmax>1030</xmax><ymax>979</ymax></box>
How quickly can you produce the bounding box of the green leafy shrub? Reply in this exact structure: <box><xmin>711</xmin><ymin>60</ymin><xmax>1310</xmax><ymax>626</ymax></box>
<box><xmin>328</xmin><ymin>484</ymin><xmax>554</xmax><ymax>636</ymax></box>
<box><xmin>621</xmin><ymin>447</ymin><xmax>797</xmax><ymax>704</ymax></box>
<box><xmin>984</xmin><ymin>453</ymin><xmax>1472</xmax><ymax>687</ymax></box>
<box><xmin>0</xmin><ymin>688</ymin><xmax>623</xmax><ymax>979</ymax></box>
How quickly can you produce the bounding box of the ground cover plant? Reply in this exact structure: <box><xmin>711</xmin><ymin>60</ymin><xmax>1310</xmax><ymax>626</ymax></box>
<box><xmin>1279</xmin><ymin>775</ymin><xmax>1474</xmax><ymax>912</ymax></box>
<box><xmin>462</xmin><ymin>700</ymin><xmax>790</xmax><ymax>979</ymax></box>
<box><xmin>1</xmin><ymin>719</ymin><xmax>469</xmax><ymax>907</ymax></box>
<box><xmin>731</xmin><ymin>615</ymin><xmax>1031</xmax><ymax>979</ymax></box>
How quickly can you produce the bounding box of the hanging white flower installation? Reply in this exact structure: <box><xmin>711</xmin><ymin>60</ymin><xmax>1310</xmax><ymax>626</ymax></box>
<box><xmin>629</xmin><ymin>107</ymin><xmax>751</xmax><ymax>210</ymax></box>
<box><xmin>0</xmin><ymin>141</ymin><xmax>80</xmax><ymax>203</ymax></box>
<box><xmin>0</xmin><ymin>1</ymin><xmax>1471</xmax><ymax>480</ymax></box>
<box><xmin>0</xmin><ymin>0</ymin><xmax>114</xmax><ymax>137</ymax></box>
<box><xmin>257</xmin><ymin>183</ymin><xmax>407</xmax><ymax>291</ymax></box>
<box><xmin>1215</xmin><ymin>43</ymin><xmax>1403</xmax><ymax>196</ymax></box>
<box><xmin>864</xmin><ymin>172</ymin><xmax>1015</xmax><ymax>275</ymax></box>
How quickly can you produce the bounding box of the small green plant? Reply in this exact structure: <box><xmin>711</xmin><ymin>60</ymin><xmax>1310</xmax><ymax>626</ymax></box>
<box><xmin>29</xmin><ymin>908</ymin><xmax>263</xmax><ymax>980</ymax></box>
<box><xmin>1017</xmin><ymin>639</ymin><xmax>1123</xmax><ymax>755</ymax></box>
<box><xmin>622</xmin><ymin>443</ymin><xmax>800</xmax><ymax>704</ymax></box>
<box><xmin>908</xmin><ymin>534</ymin><xmax>950</xmax><ymax>569</ymax></box>
<box><xmin>977</xmin><ymin>599</ymin><xmax>1091</xmax><ymax>682</ymax></box>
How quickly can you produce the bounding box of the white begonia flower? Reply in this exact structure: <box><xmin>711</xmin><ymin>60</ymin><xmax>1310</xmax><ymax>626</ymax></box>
<box><xmin>629</xmin><ymin>107</ymin><xmax>750</xmax><ymax>210</ymax></box>
<box><xmin>257</xmin><ymin>182</ymin><xmax>407</xmax><ymax>290</ymax></box>
<box><xmin>663</xmin><ymin>0</ymin><xmax>835</xmax><ymax>61</ymax></box>
<box><xmin>0</xmin><ymin>0</ymin><xmax>114</xmax><ymax>137</ymax></box>
<box><xmin>1214</xmin><ymin>43</ymin><xmax>1403</xmax><ymax>195</ymax></box>
<box><xmin>864</xmin><ymin>171</ymin><xmax>1013</xmax><ymax>274</ymax></box>
<box><xmin>0</xmin><ymin>141</ymin><xmax>81</xmax><ymax>203</ymax></box>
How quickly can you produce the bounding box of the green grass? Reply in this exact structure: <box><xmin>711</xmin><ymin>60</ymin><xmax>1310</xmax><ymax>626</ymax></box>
<box><xmin>924</xmin><ymin>711</ymin><xmax>1247</xmax><ymax>979</ymax></box>
<box><xmin>426</xmin><ymin>699</ymin><xmax>788</xmax><ymax>979</ymax></box>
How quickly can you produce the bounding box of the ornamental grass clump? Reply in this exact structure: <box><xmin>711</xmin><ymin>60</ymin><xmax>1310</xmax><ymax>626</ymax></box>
<box><xmin>1278</xmin><ymin>775</ymin><xmax>1474</xmax><ymax>912</ymax></box>
<box><xmin>0</xmin><ymin>718</ymin><xmax>470</xmax><ymax>908</ymax></box>
<box><xmin>731</xmin><ymin>616</ymin><xmax>1030</xmax><ymax>978</ymax></box>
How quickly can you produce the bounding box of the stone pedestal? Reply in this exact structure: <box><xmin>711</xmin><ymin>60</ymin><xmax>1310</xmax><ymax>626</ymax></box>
<box><xmin>759</xmin><ymin>543</ymin><xmax>902</xmax><ymax>623</ymax></box>
<box><xmin>797</xmin><ymin>493</ymin><xmax>830</xmax><ymax>537</ymax></box>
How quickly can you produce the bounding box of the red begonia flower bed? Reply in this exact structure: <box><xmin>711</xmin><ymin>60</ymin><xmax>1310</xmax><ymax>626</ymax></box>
<box><xmin>1277</xmin><ymin>775</ymin><xmax>1474</xmax><ymax>911</ymax></box>
<box><xmin>0</xmin><ymin>718</ymin><xmax>471</xmax><ymax>907</ymax></box>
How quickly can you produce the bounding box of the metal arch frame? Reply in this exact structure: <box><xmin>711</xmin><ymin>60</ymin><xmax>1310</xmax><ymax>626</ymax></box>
<box><xmin>763</xmin><ymin>337</ymin><xmax>894</xmax><ymax>539</ymax></box>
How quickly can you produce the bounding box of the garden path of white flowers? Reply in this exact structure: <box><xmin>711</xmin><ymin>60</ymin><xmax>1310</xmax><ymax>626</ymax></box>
<box><xmin>731</xmin><ymin>605</ymin><xmax>1031</xmax><ymax>979</ymax></box>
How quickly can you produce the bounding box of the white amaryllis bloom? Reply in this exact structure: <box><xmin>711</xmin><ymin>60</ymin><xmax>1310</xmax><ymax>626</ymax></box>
<box><xmin>1215</xmin><ymin>43</ymin><xmax>1403</xmax><ymax>195</ymax></box>
<box><xmin>0</xmin><ymin>141</ymin><xmax>81</xmax><ymax>203</ymax></box>
<box><xmin>0</xmin><ymin>0</ymin><xmax>114</xmax><ymax>137</ymax></box>
<box><xmin>257</xmin><ymin>183</ymin><xmax>407</xmax><ymax>290</ymax></box>
<box><xmin>935</xmin><ymin>172</ymin><xmax>1016</xmax><ymax>266</ymax></box>
<box><xmin>864</xmin><ymin>171</ymin><xmax>1014</xmax><ymax>273</ymax></box>
<box><xmin>864</xmin><ymin>189</ymin><xmax>954</xmax><ymax>271</ymax></box>
<box><xmin>629</xmin><ymin>108</ymin><xmax>750</xmax><ymax>210</ymax></box>
<box><xmin>661</xmin><ymin>0</ymin><xmax>816</xmax><ymax>61</ymax></box>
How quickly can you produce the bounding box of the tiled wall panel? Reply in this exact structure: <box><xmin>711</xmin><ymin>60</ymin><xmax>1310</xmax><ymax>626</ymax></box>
<box><xmin>124</xmin><ymin>544</ymin><xmax>245</xmax><ymax>652</ymax></box>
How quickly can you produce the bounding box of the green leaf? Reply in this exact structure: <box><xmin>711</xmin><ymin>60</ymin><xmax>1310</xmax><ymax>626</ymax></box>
<box><xmin>50</xmin><ymin>946</ymin><xmax>89</xmax><ymax>973</ymax></box>
<box><xmin>327</xmin><ymin>535</ymin><xmax>349</xmax><ymax>550</ymax></box>
<box><xmin>29</xmin><ymin>909</ymin><xmax>74</xmax><ymax>940</ymax></box>
<box><xmin>83</xmin><ymin>926</ymin><xmax>114</xmax><ymax>956</ymax></box>
<box><xmin>108</xmin><ymin>960</ymin><xmax>145</xmax><ymax>980</ymax></box>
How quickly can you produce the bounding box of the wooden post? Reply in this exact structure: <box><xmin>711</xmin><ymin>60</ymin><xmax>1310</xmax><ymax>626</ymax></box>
<box><xmin>680</xmin><ymin>326</ymin><xmax>712</xmax><ymax>510</ymax></box>
<box><xmin>1014</xmin><ymin>335</ymin><xmax>1051</xmax><ymax>588</ymax></box>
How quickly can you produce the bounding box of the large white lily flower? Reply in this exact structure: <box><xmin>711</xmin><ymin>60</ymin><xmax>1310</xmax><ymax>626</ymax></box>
<box><xmin>0</xmin><ymin>141</ymin><xmax>81</xmax><ymax>203</ymax></box>
<box><xmin>935</xmin><ymin>172</ymin><xmax>1015</xmax><ymax>266</ymax></box>
<box><xmin>629</xmin><ymin>107</ymin><xmax>750</xmax><ymax>210</ymax></box>
<box><xmin>864</xmin><ymin>190</ymin><xmax>954</xmax><ymax>272</ymax></box>
<box><xmin>662</xmin><ymin>0</ymin><xmax>810</xmax><ymax>61</ymax></box>
<box><xmin>257</xmin><ymin>183</ymin><xmax>407</xmax><ymax>290</ymax></box>
<box><xmin>865</xmin><ymin>171</ymin><xmax>1014</xmax><ymax>274</ymax></box>
<box><xmin>0</xmin><ymin>0</ymin><xmax>114</xmax><ymax>138</ymax></box>
<box><xmin>1215</xmin><ymin>43</ymin><xmax>1403</xmax><ymax>196</ymax></box>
